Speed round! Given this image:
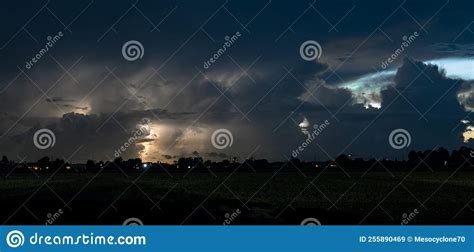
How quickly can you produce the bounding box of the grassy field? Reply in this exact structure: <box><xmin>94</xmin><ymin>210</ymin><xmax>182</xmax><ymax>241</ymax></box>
<box><xmin>1</xmin><ymin>170</ymin><xmax>473</xmax><ymax>225</ymax></box>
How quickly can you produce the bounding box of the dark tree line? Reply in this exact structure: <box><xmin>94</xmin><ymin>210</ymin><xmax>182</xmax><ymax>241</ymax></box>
<box><xmin>332</xmin><ymin>147</ymin><xmax>473</xmax><ymax>171</ymax></box>
<box><xmin>1</xmin><ymin>146</ymin><xmax>473</xmax><ymax>174</ymax></box>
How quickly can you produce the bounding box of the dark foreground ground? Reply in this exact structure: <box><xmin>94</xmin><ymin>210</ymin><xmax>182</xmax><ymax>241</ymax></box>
<box><xmin>0</xmin><ymin>170</ymin><xmax>472</xmax><ymax>225</ymax></box>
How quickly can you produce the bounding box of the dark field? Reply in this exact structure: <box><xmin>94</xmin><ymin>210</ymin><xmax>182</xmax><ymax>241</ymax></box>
<box><xmin>1</xmin><ymin>170</ymin><xmax>473</xmax><ymax>225</ymax></box>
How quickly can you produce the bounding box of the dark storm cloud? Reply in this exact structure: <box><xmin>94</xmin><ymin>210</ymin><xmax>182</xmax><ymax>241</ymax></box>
<box><xmin>161</xmin><ymin>154</ymin><xmax>177</xmax><ymax>160</ymax></box>
<box><xmin>430</xmin><ymin>43</ymin><xmax>474</xmax><ymax>57</ymax></box>
<box><xmin>45</xmin><ymin>97</ymin><xmax>76</xmax><ymax>103</ymax></box>
<box><xmin>291</xmin><ymin>58</ymin><xmax>470</xmax><ymax>160</ymax></box>
<box><xmin>0</xmin><ymin>0</ymin><xmax>472</xmax><ymax>161</ymax></box>
<box><xmin>0</xmin><ymin>107</ymin><xmax>199</xmax><ymax>162</ymax></box>
<box><xmin>206</xmin><ymin>152</ymin><xmax>228</xmax><ymax>158</ymax></box>
<box><xmin>45</xmin><ymin>97</ymin><xmax>88</xmax><ymax>111</ymax></box>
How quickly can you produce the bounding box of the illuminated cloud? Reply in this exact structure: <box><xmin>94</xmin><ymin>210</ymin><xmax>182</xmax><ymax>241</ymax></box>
<box><xmin>336</xmin><ymin>57</ymin><xmax>474</xmax><ymax>109</ymax></box>
<box><xmin>463</xmin><ymin>125</ymin><xmax>474</xmax><ymax>143</ymax></box>
<box><xmin>0</xmin><ymin>0</ymin><xmax>472</xmax><ymax>162</ymax></box>
<box><xmin>337</xmin><ymin>70</ymin><xmax>395</xmax><ymax>108</ymax></box>
<box><xmin>298</xmin><ymin>117</ymin><xmax>310</xmax><ymax>136</ymax></box>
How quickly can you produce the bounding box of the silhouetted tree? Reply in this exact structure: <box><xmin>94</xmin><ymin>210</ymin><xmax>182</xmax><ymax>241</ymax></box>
<box><xmin>113</xmin><ymin>157</ymin><xmax>123</xmax><ymax>165</ymax></box>
<box><xmin>126</xmin><ymin>158</ymin><xmax>142</xmax><ymax>170</ymax></box>
<box><xmin>177</xmin><ymin>157</ymin><xmax>193</xmax><ymax>169</ymax></box>
<box><xmin>335</xmin><ymin>154</ymin><xmax>352</xmax><ymax>168</ymax></box>
<box><xmin>290</xmin><ymin>158</ymin><xmax>301</xmax><ymax>167</ymax></box>
<box><xmin>221</xmin><ymin>159</ymin><xmax>230</xmax><ymax>167</ymax></box>
<box><xmin>51</xmin><ymin>158</ymin><xmax>65</xmax><ymax>171</ymax></box>
<box><xmin>38</xmin><ymin>157</ymin><xmax>50</xmax><ymax>169</ymax></box>
<box><xmin>86</xmin><ymin>160</ymin><xmax>96</xmax><ymax>169</ymax></box>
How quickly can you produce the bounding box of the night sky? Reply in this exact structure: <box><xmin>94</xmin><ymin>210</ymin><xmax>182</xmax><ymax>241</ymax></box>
<box><xmin>0</xmin><ymin>0</ymin><xmax>473</xmax><ymax>162</ymax></box>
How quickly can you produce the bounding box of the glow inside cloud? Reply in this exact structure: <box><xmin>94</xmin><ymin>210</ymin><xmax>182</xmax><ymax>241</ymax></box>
<box><xmin>337</xmin><ymin>57</ymin><xmax>474</xmax><ymax>109</ymax></box>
